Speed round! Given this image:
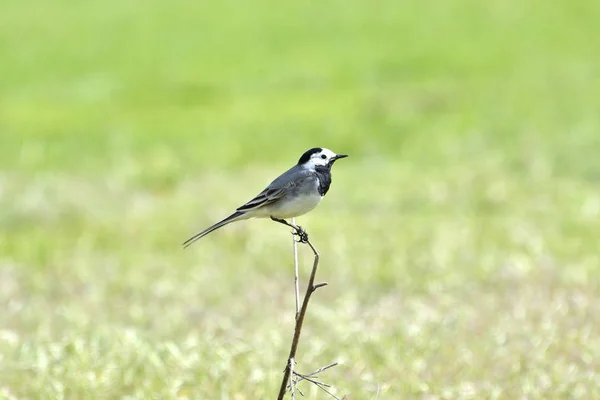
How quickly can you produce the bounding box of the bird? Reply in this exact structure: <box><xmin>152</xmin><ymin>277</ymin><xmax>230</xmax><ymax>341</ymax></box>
<box><xmin>183</xmin><ymin>147</ymin><xmax>348</xmax><ymax>248</ymax></box>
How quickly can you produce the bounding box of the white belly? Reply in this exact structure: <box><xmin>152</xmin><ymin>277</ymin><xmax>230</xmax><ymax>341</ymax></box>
<box><xmin>272</xmin><ymin>192</ymin><xmax>323</xmax><ymax>218</ymax></box>
<box><xmin>260</xmin><ymin>191</ymin><xmax>323</xmax><ymax>219</ymax></box>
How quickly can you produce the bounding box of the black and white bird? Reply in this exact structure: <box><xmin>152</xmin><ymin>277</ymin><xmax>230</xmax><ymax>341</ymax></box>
<box><xmin>183</xmin><ymin>147</ymin><xmax>348</xmax><ymax>248</ymax></box>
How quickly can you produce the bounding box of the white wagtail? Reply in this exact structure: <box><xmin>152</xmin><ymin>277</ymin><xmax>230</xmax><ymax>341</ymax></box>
<box><xmin>183</xmin><ymin>147</ymin><xmax>348</xmax><ymax>247</ymax></box>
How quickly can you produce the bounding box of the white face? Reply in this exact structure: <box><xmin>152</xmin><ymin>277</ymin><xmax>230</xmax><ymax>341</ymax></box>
<box><xmin>308</xmin><ymin>148</ymin><xmax>338</xmax><ymax>166</ymax></box>
<box><xmin>298</xmin><ymin>147</ymin><xmax>348</xmax><ymax>168</ymax></box>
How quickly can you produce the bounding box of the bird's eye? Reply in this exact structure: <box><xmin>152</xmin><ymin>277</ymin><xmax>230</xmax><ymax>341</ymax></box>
<box><xmin>321</xmin><ymin>154</ymin><xmax>327</xmax><ymax>159</ymax></box>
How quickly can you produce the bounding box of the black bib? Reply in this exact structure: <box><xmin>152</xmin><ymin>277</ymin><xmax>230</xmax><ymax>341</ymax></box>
<box><xmin>315</xmin><ymin>165</ymin><xmax>332</xmax><ymax>196</ymax></box>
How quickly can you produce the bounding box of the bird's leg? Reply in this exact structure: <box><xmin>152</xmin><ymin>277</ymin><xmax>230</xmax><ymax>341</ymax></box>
<box><xmin>270</xmin><ymin>217</ymin><xmax>299</xmax><ymax>231</ymax></box>
<box><xmin>270</xmin><ymin>217</ymin><xmax>309</xmax><ymax>243</ymax></box>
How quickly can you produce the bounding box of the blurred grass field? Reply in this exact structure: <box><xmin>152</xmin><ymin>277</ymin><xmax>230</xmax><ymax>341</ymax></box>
<box><xmin>1</xmin><ymin>0</ymin><xmax>600</xmax><ymax>398</ymax></box>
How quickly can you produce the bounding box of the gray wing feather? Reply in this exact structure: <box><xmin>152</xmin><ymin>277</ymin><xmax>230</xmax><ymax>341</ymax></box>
<box><xmin>236</xmin><ymin>165</ymin><xmax>310</xmax><ymax>212</ymax></box>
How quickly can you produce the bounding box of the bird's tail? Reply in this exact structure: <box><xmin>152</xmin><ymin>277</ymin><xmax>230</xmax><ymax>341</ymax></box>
<box><xmin>182</xmin><ymin>211</ymin><xmax>247</xmax><ymax>248</ymax></box>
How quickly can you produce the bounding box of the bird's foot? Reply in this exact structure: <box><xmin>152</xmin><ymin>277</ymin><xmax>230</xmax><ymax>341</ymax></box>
<box><xmin>270</xmin><ymin>216</ymin><xmax>309</xmax><ymax>243</ymax></box>
<box><xmin>293</xmin><ymin>225</ymin><xmax>309</xmax><ymax>243</ymax></box>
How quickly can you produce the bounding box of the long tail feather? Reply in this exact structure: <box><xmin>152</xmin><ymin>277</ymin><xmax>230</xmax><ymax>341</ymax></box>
<box><xmin>182</xmin><ymin>211</ymin><xmax>246</xmax><ymax>248</ymax></box>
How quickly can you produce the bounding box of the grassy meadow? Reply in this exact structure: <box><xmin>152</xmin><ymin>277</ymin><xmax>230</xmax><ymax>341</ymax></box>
<box><xmin>1</xmin><ymin>0</ymin><xmax>600</xmax><ymax>398</ymax></box>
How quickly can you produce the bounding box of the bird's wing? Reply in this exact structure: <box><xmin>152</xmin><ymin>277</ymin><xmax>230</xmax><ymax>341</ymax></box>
<box><xmin>236</xmin><ymin>166</ymin><xmax>308</xmax><ymax>213</ymax></box>
<box><xmin>236</xmin><ymin>184</ymin><xmax>291</xmax><ymax>212</ymax></box>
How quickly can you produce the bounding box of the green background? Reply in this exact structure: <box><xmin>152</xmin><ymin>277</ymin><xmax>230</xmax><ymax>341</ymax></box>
<box><xmin>1</xmin><ymin>0</ymin><xmax>599</xmax><ymax>398</ymax></box>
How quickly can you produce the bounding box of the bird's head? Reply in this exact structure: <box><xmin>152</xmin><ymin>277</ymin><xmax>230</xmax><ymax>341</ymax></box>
<box><xmin>297</xmin><ymin>147</ymin><xmax>348</xmax><ymax>169</ymax></box>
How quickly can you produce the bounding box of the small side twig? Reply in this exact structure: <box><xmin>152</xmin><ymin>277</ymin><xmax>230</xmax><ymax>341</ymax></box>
<box><xmin>290</xmin><ymin>362</ymin><xmax>339</xmax><ymax>386</ymax></box>
<box><xmin>292</xmin><ymin>373</ymin><xmax>340</xmax><ymax>400</ymax></box>
<box><xmin>287</xmin><ymin>362</ymin><xmax>340</xmax><ymax>399</ymax></box>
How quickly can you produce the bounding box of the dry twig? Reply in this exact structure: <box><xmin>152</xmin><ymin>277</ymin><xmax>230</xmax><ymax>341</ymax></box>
<box><xmin>291</xmin><ymin>217</ymin><xmax>300</xmax><ymax>318</ymax></box>
<box><xmin>276</xmin><ymin>228</ymin><xmax>338</xmax><ymax>399</ymax></box>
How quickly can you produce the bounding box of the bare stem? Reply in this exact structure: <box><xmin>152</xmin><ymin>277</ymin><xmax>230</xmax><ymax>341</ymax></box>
<box><xmin>276</xmin><ymin>236</ymin><xmax>322</xmax><ymax>400</ymax></box>
<box><xmin>291</xmin><ymin>217</ymin><xmax>300</xmax><ymax>318</ymax></box>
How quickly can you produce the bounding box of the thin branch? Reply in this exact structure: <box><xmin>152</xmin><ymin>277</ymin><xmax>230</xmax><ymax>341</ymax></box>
<box><xmin>291</xmin><ymin>217</ymin><xmax>300</xmax><ymax>318</ymax></box>
<box><xmin>276</xmin><ymin>235</ymin><xmax>321</xmax><ymax>400</ymax></box>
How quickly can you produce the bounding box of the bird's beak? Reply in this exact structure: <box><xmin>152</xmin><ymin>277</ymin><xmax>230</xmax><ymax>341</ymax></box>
<box><xmin>334</xmin><ymin>154</ymin><xmax>348</xmax><ymax>160</ymax></box>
